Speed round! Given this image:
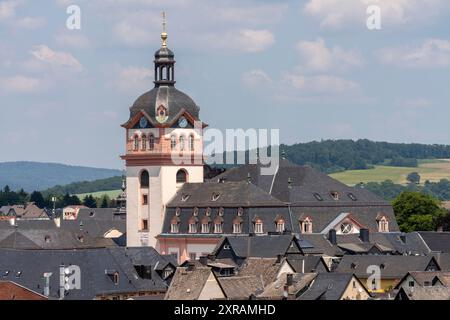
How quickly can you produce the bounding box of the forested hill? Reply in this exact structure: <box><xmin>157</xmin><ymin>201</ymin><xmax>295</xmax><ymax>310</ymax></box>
<box><xmin>282</xmin><ymin>140</ymin><xmax>450</xmax><ymax>173</ymax></box>
<box><xmin>0</xmin><ymin>162</ymin><xmax>122</xmax><ymax>192</ymax></box>
<box><xmin>41</xmin><ymin>176</ymin><xmax>123</xmax><ymax>196</ymax></box>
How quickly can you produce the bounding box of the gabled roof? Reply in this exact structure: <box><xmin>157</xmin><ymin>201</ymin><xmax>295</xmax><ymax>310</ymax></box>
<box><xmin>297</xmin><ymin>273</ymin><xmax>367</xmax><ymax>300</ymax></box>
<box><xmin>164</xmin><ymin>266</ymin><xmax>216</xmax><ymax>300</ymax></box>
<box><xmin>238</xmin><ymin>258</ymin><xmax>289</xmax><ymax>286</ymax></box>
<box><xmin>336</xmin><ymin>255</ymin><xmax>441</xmax><ymax>279</ymax></box>
<box><xmin>287</xmin><ymin>256</ymin><xmax>329</xmax><ymax>273</ymax></box>
<box><xmin>395</xmin><ymin>271</ymin><xmax>450</xmax><ymax>289</ymax></box>
<box><xmin>258</xmin><ymin>273</ymin><xmax>317</xmax><ymax>299</ymax></box>
<box><xmin>320</xmin><ymin>212</ymin><xmax>366</xmax><ymax>234</ymax></box>
<box><xmin>417</xmin><ymin>232</ymin><xmax>450</xmax><ymax>253</ymax></box>
<box><xmin>396</xmin><ymin>286</ymin><xmax>450</xmax><ymax>300</ymax></box>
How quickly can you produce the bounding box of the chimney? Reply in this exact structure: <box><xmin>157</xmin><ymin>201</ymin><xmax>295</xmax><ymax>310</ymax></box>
<box><xmin>54</xmin><ymin>217</ymin><xmax>61</xmax><ymax>228</ymax></box>
<box><xmin>360</xmin><ymin>228</ymin><xmax>370</xmax><ymax>243</ymax></box>
<box><xmin>199</xmin><ymin>256</ymin><xmax>208</xmax><ymax>266</ymax></box>
<box><xmin>43</xmin><ymin>272</ymin><xmax>52</xmax><ymax>297</ymax></box>
<box><xmin>328</xmin><ymin>229</ymin><xmax>337</xmax><ymax>245</ymax></box>
<box><xmin>286</xmin><ymin>273</ymin><xmax>294</xmax><ymax>287</ymax></box>
<box><xmin>186</xmin><ymin>262</ymin><xmax>195</xmax><ymax>272</ymax></box>
<box><xmin>276</xmin><ymin>254</ymin><xmax>283</xmax><ymax>264</ymax></box>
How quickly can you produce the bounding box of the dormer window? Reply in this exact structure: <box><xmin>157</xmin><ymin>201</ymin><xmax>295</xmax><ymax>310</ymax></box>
<box><xmin>171</xmin><ymin>220</ymin><xmax>179</xmax><ymax>233</ymax></box>
<box><xmin>189</xmin><ymin>222</ymin><xmax>197</xmax><ymax>234</ymax></box>
<box><xmin>212</xmin><ymin>193</ymin><xmax>221</xmax><ymax>201</ymax></box>
<box><xmin>175</xmin><ymin>207</ymin><xmax>181</xmax><ymax>216</ymax></box>
<box><xmin>340</xmin><ymin>222</ymin><xmax>353</xmax><ymax>234</ymax></box>
<box><xmin>233</xmin><ymin>222</ymin><xmax>242</xmax><ymax>234</ymax></box>
<box><xmin>348</xmin><ymin>193</ymin><xmax>357</xmax><ymax>201</ymax></box>
<box><xmin>254</xmin><ymin>219</ymin><xmax>263</xmax><ymax>234</ymax></box>
<box><xmin>205</xmin><ymin>207</ymin><xmax>211</xmax><ymax>216</ymax></box>
<box><xmin>313</xmin><ymin>193</ymin><xmax>323</xmax><ymax>201</ymax></box>
<box><xmin>201</xmin><ymin>222</ymin><xmax>210</xmax><ymax>234</ymax></box>
<box><xmin>218</xmin><ymin>207</ymin><xmax>224</xmax><ymax>216</ymax></box>
<box><xmin>193</xmin><ymin>207</ymin><xmax>199</xmax><ymax>216</ymax></box>
<box><xmin>300</xmin><ymin>217</ymin><xmax>313</xmax><ymax>234</ymax></box>
<box><xmin>331</xmin><ymin>191</ymin><xmax>339</xmax><ymax>201</ymax></box>
<box><xmin>378</xmin><ymin>216</ymin><xmax>389</xmax><ymax>233</ymax></box>
<box><xmin>214</xmin><ymin>222</ymin><xmax>223</xmax><ymax>234</ymax></box>
<box><xmin>237</xmin><ymin>207</ymin><xmax>244</xmax><ymax>216</ymax></box>
<box><xmin>44</xmin><ymin>235</ymin><xmax>51</xmax><ymax>243</ymax></box>
<box><xmin>276</xmin><ymin>219</ymin><xmax>285</xmax><ymax>233</ymax></box>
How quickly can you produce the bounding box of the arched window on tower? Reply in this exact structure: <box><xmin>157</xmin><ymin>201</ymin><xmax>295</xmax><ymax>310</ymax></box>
<box><xmin>179</xmin><ymin>135</ymin><xmax>185</xmax><ymax>151</ymax></box>
<box><xmin>176</xmin><ymin>169</ymin><xmax>188</xmax><ymax>183</ymax></box>
<box><xmin>189</xmin><ymin>135</ymin><xmax>195</xmax><ymax>151</ymax></box>
<box><xmin>170</xmin><ymin>135</ymin><xmax>177</xmax><ymax>150</ymax></box>
<box><xmin>149</xmin><ymin>134</ymin><xmax>155</xmax><ymax>151</ymax></box>
<box><xmin>133</xmin><ymin>135</ymin><xmax>139</xmax><ymax>151</ymax></box>
<box><xmin>140</xmin><ymin>170</ymin><xmax>149</xmax><ymax>189</ymax></box>
<box><xmin>141</xmin><ymin>135</ymin><xmax>147</xmax><ymax>151</ymax></box>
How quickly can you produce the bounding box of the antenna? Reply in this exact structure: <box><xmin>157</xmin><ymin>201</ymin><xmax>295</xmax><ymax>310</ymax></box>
<box><xmin>161</xmin><ymin>11</ymin><xmax>168</xmax><ymax>48</ymax></box>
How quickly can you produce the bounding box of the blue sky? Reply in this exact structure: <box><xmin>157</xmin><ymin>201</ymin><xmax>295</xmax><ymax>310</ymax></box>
<box><xmin>1</xmin><ymin>0</ymin><xmax>450</xmax><ymax>169</ymax></box>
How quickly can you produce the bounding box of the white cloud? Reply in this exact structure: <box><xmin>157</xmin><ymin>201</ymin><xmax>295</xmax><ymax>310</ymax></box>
<box><xmin>377</xmin><ymin>39</ymin><xmax>450</xmax><ymax>68</ymax></box>
<box><xmin>395</xmin><ymin>98</ymin><xmax>432</xmax><ymax>109</ymax></box>
<box><xmin>303</xmin><ymin>0</ymin><xmax>447</xmax><ymax>29</ymax></box>
<box><xmin>0</xmin><ymin>0</ymin><xmax>46</xmax><ymax>29</ymax></box>
<box><xmin>241</xmin><ymin>69</ymin><xmax>272</xmax><ymax>89</ymax></box>
<box><xmin>24</xmin><ymin>45</ymin><xmax>84</xmax><ymax>73</ymax></box>
<box><xmin>206</xmin><ymin>29</ymin><xmax>275</xmax><ymax>53</ymax></box>
<box><xmin>0</xmin><ymin>75</ymin><xmax>42</xmax><ymax>93</ymax></box>
<box><xmin>114</xmin><ymin>66</ymin><xmax>153</xmax><ymax>93</ymax></box>
<box><xmin>296</xmin><ymin>38</ymin><xmax>363</xmax><ymax>72</ymax></box>
<box><xmin>283</xmin><ymin>73</ymin><xmax>358</xmax><ymax>94</ymax></box>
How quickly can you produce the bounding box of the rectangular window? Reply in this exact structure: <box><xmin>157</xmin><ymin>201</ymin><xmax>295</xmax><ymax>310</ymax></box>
<box><xmin>233</xmin><ymin>223</ymin><xmax>242</xmax><ymax>234</ymax></box>
<box><xmin>189</xmin><ymin>223</ymin><xmax>197</xmax><ymax>234</ymax></box>
<box><xmin>276</xmin><ymin>222</ymin><xmax>285</xmax><ymax>233</ymax></box>
<box><xmin>142</xmin><ymin>219</ymin><xmax>148</xmax><ymax>231</ymax></box>
<box><xmin>409</xmin><ymin>281</ymin><xmax>415</xmax><ymax>287</ymax></box>
<box><xmin>171</xmin><ymin>224</ymin><xmax>179</xmax><ymax>234</ymax></box>
<box><xmin>189</xmin><ymin>253</ymin><xmax>197</xmax><ymax>261</ymax></box>
<box><xmin>214</xmin><ymin>223</ymin><xmax>223</xmax><ymax>234</ymax></box>
<box><xmin>255</xmin><ymin>222</ymin><xmax>263</xmax><ymax>234</ymax></box>
<box><xmin>142</xmin><ymin>194</ymin><xmax>148</xmax><ymax>205</ymax></box>
<box><xmin>201</xmin><ymin>223</ymin><xmax>210</xmax><ymax>234</ymax></box>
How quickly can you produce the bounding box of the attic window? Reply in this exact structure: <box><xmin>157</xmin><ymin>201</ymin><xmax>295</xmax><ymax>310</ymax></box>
<box><xmin>313</xmin><ymin>193</ymin><xmax>323</xmax><ymax>201</ymax></box>
<box><xmin>330</xmin><ymin>192</ymin><xmax>339</xmax><ymax>201</ymax></box>
<box><xmin>276</xmin><ymin>219</ymin><xmax>285</xmax><ymax>233</ymax></box>
<box><xmin>205</xmin><ymin>208</ymin><xmax>211</xmax><ymax>217</ymax></box>
<box><xmin>380</xmin><ymin>263</ymin><xmax>385</xmax><ymax>270</ymax></box>
<box><xmin>340</xmin><ymin>222</ymin><xmax>353</xmax><ymax>234</ymax></box>
<box><xmin>351</xmin><ymin>263</ymin><xmax>358</xmax><ymax>269</ymax></box>
<box><xmin>89</xmin><ymin>211</ymin><xmax>95</xmax><ymax>217</ymax></box>
<box><xmin>77</xmin><ymin>235</ymin><xmax>85</xmax><ymax>243</ymax></box>
<box><xmin>163</xmin><ymin>268</ymin><xmax>173</xmax><ymax>279</ymax></box>
<box><xmin>212</xmin><ymin>193</ymin><xmax>221</xmax><ymax>201</ymax></box>
<box><xmin>15</xmin><ymin>271</ymin><xmax>22</xmax><ymax>278</ymax></box>
<box><xmin>44</xmin><ymin>235</ymin><xmax>51</xmax><ymax>243</ymax></box>
<box><xmin>254</xmin><ymin>219</ymin><xmax>263</xmax><ymax>234</ymax></box>
<box><xmin>3</xmin><ymin>270</ymin><xmax>10</xmax><ymax>277</ymax></box>
<box><xmin>193</xmin><ymin>207</ymin><xmax>199</xmax><ymax>216</ymax></box>
<box><xmin>181</xmin><ymin>194</ymin><xmax>190</xmax><ymax>202</ymax></box>
<box><xmin>347</xmin><ymin>193</ymin><xmax>357</xmax><ymax>201</ymax></box>
<box><xmin>237</xmin><ymin>207</ymin><xmax>244</xmax><ymax>217</ymax></box>
<box><xmin>175</xmin><ymin>207</ymin><xmax>181</xmax><ymax>216</ymax></box>
<box><xmin>218</xmin><ymin>207</ymin><xmax>224</xmax><ymax>217</ymax></box>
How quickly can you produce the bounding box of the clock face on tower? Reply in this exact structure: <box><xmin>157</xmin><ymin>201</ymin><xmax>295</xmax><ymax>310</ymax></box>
<box><xmin>178</xmin><ymin>117</ymin><xmax>188</xmax><ymax>128</ymax></box>
<box><xmin>139</xmin><ymin>117</ymin><xmax>148</xmax><ymax>128</ymax></box>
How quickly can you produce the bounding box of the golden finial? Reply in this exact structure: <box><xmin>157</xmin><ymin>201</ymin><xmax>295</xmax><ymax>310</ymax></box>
<box><xmin>161</xmin><ymin>11</ymin><xmax>168</xmax><ymax>48</ymax></box>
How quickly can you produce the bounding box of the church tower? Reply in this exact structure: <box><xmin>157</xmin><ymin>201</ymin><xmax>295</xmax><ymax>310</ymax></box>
<box><xmin>121</xmin><ymin>15</ymin><xmax>205</xmax><ymax>248</ymax></box>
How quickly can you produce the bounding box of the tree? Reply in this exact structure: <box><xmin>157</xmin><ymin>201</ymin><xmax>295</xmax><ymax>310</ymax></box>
<box><xmin>83</xmin><ymin>195</ymin><xmax>97</xmax><ymax>208</ymax></box>
<box><xmin>100</xmin><ymin>195</ymin><xmax>110</xmax><ymax>208</ymax></box>
<box><xmin>392</xmin><ymin>191</ymin><xmax>447</xmax><ymax>232</ymax></box>
<box><xmin>30</xmin><ymin>191</ymin><xmax>47</xmax><ymax>208</ymax></box>
<box><xmin>407</xmin><ymin>172</ymin><xmax>421</xmax><ymax>184</ymax></box>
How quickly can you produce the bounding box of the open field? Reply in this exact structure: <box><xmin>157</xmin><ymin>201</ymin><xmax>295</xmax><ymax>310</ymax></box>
<box><xmin>76</xmin><ymin>189</ymin><xmax>122</xmax><ymax>199</ymax></box>
<box><xmin>330</xmin><ymin>159</ymin><xmax>450</xmax><ymax>186</ymax></box>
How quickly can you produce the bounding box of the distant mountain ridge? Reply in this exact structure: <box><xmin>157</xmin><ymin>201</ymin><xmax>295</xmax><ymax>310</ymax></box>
<box><xmin>0</xmin><ymin>162</ymin><xmax>122</xmax><ymax>192</ymax></box>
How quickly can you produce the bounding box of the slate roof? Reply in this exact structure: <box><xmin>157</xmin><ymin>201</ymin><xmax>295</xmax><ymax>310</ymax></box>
<box><xmin>417</xmin><ymin>232</ymin><xmax>450</xmax><ymax>253</ymax></box>
<box><xmin>396</xmin><ymin>286</ymin><xmax>450</xmax><ymax>300</ymax></box>
<box><xmin>217</xmin><ymin>276</ymin><xmax>264</xmax><ymax>299</ymax></box>
<box><xmin>0</xmin><ymin>247</ymin><xmax>173</xmax><ymax>300</ymax></box>
<box><xmin>238</xmin><ymin>258</ymin><xmax>286</xmax><ymax>286</ymax></box>
<box><xmin>129</xmin><ymin>86</ymin><xmax>200</xmax><ymax>123</ymax></box>
<box><xmin>212</xmin><ymin>235</ymin><xmax>306</xmax><ymax>259</ymax></box>
<box><xmin>0</xmin><ymin>212</ymin><xmax>126</xmax><ymax>249</ymax></box>
<box><xmin>287</xmin><ymin>256</ymin><xmax>329</xmax><ymax>273</ymax></box>
<box><xmin>335</xmin><ymin>255</ymin><xmax>440</xmax><ymax>279</ymax></box>
<box><xmin>213</xmin><ymin>159</ymin><xmax>388</xmax><ymax>205</ymax></box>
<box><xmin>297</xmin><ymin>273</ymin><xmax>361</xmax><ymax>300</ymax></box>
<box><xmin>164</xmin><ymin>266</ymin><xmax>215</xmax><ymax>300</ymax></box>
<box><xmin>258</xmin><ymin>273</ymin><xmax>317</xmax><ymax>299</ymax></box>
<box><xmin>396</xmin><ymin>271</ymin><xmax>450</xmax><ymax>288</ymax></box>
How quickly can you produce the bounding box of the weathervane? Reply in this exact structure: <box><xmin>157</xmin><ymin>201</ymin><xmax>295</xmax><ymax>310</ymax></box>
<box><xmin>161</xmin><ymin>11</ymin><xmax>168</xmax><ymax>48</ymax></box>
